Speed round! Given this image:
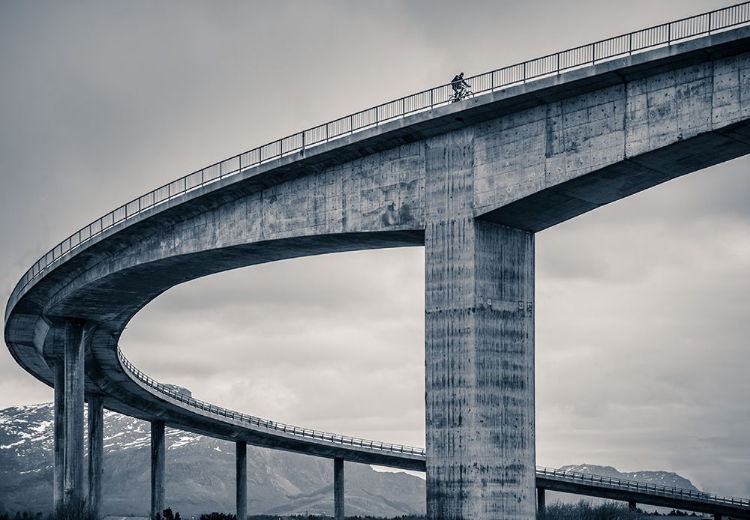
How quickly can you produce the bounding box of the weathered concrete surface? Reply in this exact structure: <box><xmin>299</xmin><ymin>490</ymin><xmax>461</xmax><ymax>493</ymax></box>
<box><xmin>88</xmin><ymin>393</ymin><xmax>103</xmax><ymax>520</ymax></box>
<box><xmin>476</xmin><ymin>39</ymin><xmax>750</xmax><ymax>230</ymax></box>
<box><xmin>5</xmin><ymin>24</ymin><xmax>750</xmax><ymax>520</ymax></box>
<box><xmin>425</xmin><ymin>132</ymin><xmax>535</xmax><ymax>519</ymax></box>
<box><xmin>236</xmin><ymin>441</ymin><xmax>247</xmax><ymax>520</ymax></box>
<box><xmin>334</xmin><ymin>458</ymin><xmax>344</xmax><ymax>520</ymax></box>
<box><xmin>151</xmin><ymin>420</ymin><xmax>165</xmax><ymax>519</ymax></box>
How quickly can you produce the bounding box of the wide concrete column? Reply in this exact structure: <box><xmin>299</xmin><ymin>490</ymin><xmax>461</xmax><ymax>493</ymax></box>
<box><xmin>236</xmin><ymin>441</ymin><xmax>247</xmax><ymax>520</ymax></box>
<box><xmin>334</xmin><ymin>458</ymin><xmax>344</xmax><ymax>520</ymax></box>
<box><xmin>425</xmin><ymin>132</ymin><xmax>535</xmax><ymax>519</ymax></box>
<box><xmin>88</xmin><ymin>394</ymin><xmax>104</xmax><ymax>519</ymax></box>
<box><xmin>151</xmin><ymin>420</ymin><xmax>165</xmax><ymax>519</ymax></box>
<box><xmin>53</xmin><ymin>320</ymin><xmax>87</xmax><ymax>514</ymax></box>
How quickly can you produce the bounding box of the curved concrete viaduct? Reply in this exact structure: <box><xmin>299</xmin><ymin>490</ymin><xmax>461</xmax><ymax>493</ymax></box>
<box><xmin>6</xmin><ymin>10</ymin><xmax>750</xmax><ymax>520</ymax></box>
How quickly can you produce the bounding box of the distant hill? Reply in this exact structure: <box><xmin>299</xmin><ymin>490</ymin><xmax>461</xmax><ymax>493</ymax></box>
<box><xmin>557</xmin><ymin>464</ymin><xmax>699</xmax><ymax>491</ymax></box>
<box><xmin>0</xmin><ymin>404</ymin><xmax>424</xmax><ymax>518</ymax></box>
<box><xmin>0</xmin><ymin>404</ymin><xmax>705</xmax><ymax>518</ymax></box>
<box><xmin>547</xmin><ymin>464</ymin><xmax>701</xmax><ymax>512</ymax></box>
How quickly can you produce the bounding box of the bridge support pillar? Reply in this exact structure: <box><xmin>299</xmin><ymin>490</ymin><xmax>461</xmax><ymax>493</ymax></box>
<box><xmin>334</xmin><ymin>458</ymin><xmax>345</xmax><ymax>520</ymax></box>
<box><xmin>53</xmin><ymin>320</ymin><xmax>87</xmax><ymax>516</ymax></box>
<box><xmin>537</xmin><ymin>488</ymin><xmax>546</xmax><ymax>517</ymax></box>
<box><xmin>425</xmin><ymin>134</ymin><xmax>535</xmax><ymax>519</ymax></box>
<box><xmin>628</xmin><ymin>501</ymin><xmax>637</xmax><ymax>511</ymax></box>
<box><xmin>714</xmin><ymin>514</ymin><xmax>722</xmax><ymax>520</ymax></box>
<box><xmin>151</xmin><ymin>419</ymin><xmax>165</xmax><ymax>519</ymax></box>
<box><xmin>88</xmin><ymin>393</ymin><xmax>104</xmax><ymax>519</ymax></box>
<box><xmin>53</xmin><ymin>359</ymin><xmax>64</xmax><ymax>513</ymax></box>
<box><xmin>236</xmin><ymin>441</ymin><xmax>247</xmax><ymax>520</ymax></box>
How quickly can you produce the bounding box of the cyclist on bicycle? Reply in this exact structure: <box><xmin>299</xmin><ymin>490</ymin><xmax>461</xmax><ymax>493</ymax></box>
<box><xmin>451</xmin><ymin>72</ymin><xmax>471</xmax><ymax>102</ymax></box>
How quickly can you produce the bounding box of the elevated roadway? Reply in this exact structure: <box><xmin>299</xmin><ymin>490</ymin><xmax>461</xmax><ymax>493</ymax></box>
<box><xmin>121</xmin><ymin>344</ymin><xmax>750</xmax><ymax>518</ymax></box>
<box><xmin>7</xmin><ymin>3</ymin><xmax>750</xmax><ymax>519</ymax></box>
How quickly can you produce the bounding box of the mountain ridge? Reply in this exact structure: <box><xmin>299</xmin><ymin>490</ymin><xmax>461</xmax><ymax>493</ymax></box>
<box><xmin>0</xmin><ymin>403</ymin><xmax>703</xmax><ymax>517</ymax></box>
<box><xmin>0</xmin><ymin>403</ymin><xmax>424</xmax><ymax>518</ymax></box>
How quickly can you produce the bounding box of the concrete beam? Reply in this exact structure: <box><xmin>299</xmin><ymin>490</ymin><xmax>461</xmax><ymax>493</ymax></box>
<box><xmin>236</xmin><ymin>441</ymin><xmax>247</xmax><ymax>520</ymax></box>
<box><xmin>151</xmin><ymin>420</ymin><xmax>165</xmax><ymax>519</ymax></box>
<box><xmin>334</xmin><ymin>458</ymin><xmax>344</xmax><ymax>520</ymax></box>
<box><xmin>425</xmin><ymin>133</ymin><xmax>536</xmax><ymax>519</ymax></box>
<box><xmin>88</xmin><ymin>394</ymin><xmax>104</xmax><ymax>520</ymax></box>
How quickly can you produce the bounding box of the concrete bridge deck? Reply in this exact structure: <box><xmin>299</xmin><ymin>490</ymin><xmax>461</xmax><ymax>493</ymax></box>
<box><xmin>7</xmin><ymin>3</ymin><xmax>750</xmax><ymax>519</ymax></box>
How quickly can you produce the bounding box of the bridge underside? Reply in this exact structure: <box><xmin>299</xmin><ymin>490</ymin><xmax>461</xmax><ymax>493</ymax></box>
<box><xmin>481</xmin><ymin>120</ymin><xmax>750</xmax><ymax>231</ymax></box>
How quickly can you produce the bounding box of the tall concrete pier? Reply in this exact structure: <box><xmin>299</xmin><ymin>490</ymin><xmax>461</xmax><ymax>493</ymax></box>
<box><xmin>52</xmin><ymin>321</ymin><xmax>87</xmax><ymax>513</ymax></box>
<box><xmin>334</xmin><ymin>458</ymin><xmax>345</xmax><ymax>519</ymax></box>
<box><xmin>236</xmin><ymin>441</ymin><xmax>247</xmax><ymax>520</ymax></box>
<box><xmin>88</xmin><ymin>394</ymin><xmax>104</xmax><ymax>519</ymax></box>
<box><xmin>151</xmin><ymin>420</ymin><xmax>166</xmax><ymax>518</ymax></box>
<box><xmin>425</xmin><ymin>134</ymin><xmax>535</xmax><ymax>518</ymax></box>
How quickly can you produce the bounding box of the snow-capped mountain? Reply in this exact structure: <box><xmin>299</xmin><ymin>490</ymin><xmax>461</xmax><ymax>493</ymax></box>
<box><xmin>558</xmin><ymin>464</ymin><xmax>699</xmax><ymax>491</ymax></box>
<box><xmin>0</xmin><ymin>403</ymin><xmax>424</xmax><ymax>518</ymax></box>
<box><xmin>0</xmin><ymin>404</ymin><xmax>706</xmax><ymax>518</ymax></box>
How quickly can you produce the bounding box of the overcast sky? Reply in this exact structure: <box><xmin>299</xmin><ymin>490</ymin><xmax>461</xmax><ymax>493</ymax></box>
<box><xmin>2</xmin><ymin>0</ymin><xmax>750</xmax><ymax>499</ymax></box>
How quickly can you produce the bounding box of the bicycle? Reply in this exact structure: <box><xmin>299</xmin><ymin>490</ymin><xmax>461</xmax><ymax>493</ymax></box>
<box><xmin>449</xmin><ymin>87</ymin><xmax>474</xmax><ymax>103</ymax></box>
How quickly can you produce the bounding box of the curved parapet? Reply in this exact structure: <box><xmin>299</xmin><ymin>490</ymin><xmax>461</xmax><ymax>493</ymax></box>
<box><xmin>116</xmin><ymin>346</ymin><xmax>426</xmax><ymax>469</ymax></box>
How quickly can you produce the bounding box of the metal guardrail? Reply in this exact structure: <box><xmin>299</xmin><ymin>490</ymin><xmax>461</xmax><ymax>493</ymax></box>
<box><xmin>116</xmin><ymin>346</ymin><xmax>425</xmax><ymax>457</ymax></box>
<box><xmin>9</xmin><ymin>2</ymin><xmax>750</xmax><ymax>308</ymax></box>
<box><xmin>537</xmin><ymin>467</ymin><xmax>750</xmax><ymax>509</ymax></box>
